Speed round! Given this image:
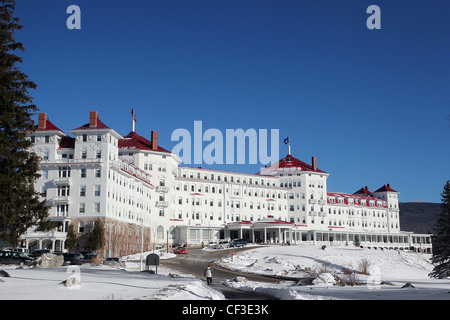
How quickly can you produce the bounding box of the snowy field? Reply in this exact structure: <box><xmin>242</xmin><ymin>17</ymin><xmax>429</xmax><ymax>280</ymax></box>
<box><xmin>0</xmin><ymin>251</ymin><xmax>224</xmax><ymax>300</ymax></box>
<box><xmin>0</xmin><ymin>245</ymin><xmax>449</xmax><ymax>300</ymax></box>
<box><xmin>216</xmin><ymin>245</ymin><xmax>450</xmax><ymax>300</ymax></box>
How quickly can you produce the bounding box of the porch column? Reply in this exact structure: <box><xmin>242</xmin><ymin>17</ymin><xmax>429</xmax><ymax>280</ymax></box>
<box><xmin>278</xmin><ymin>227</ymin><xmax>281</xmax><ymax>243</ymax></box>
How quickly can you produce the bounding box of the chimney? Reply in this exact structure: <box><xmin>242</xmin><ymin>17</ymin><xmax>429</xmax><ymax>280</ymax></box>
<box><xmin>89</xmin><ymin>111</ymin><xmax>98</xmax><ymax>128</ymax></box>
<box><xmin>312</xmin><ymin>156</ymin><xmax>317</xmax><ymax>171</ymax></box>
<box><xmin>387</xmin><ymin>183</ymin><xmax>391</xmax><ymax>189</ymax></box>
<box><xmin>151</xmin><ymin>131</ymin><xmax>158</xmax><ymax>150</ymax></box>
<box><xmin>365</xmin><ymin>186</ymin><xmax>369</xmax><ymax>192</ymax></box>
<box><xmin>38</xmin><ymin>113</ymin><xmax>47</xmax><ymax>129</ymax></box>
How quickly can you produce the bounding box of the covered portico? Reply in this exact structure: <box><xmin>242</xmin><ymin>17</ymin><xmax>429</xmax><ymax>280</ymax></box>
<box><xmin>21</xmin><ymin>217</ymin><xmax>71</xmax><ymax>252</ymax></box>
<box><xmin>224</xmin><ymin>217</ymin><xmax>294</xmax><ymax>244</ymax></box>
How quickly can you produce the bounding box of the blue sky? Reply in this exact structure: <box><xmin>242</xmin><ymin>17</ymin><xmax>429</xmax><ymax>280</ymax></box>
<box><xmin>14</xmin><ymin>0</ymin><xmax>449</xmax><ymax>202</ymax></box>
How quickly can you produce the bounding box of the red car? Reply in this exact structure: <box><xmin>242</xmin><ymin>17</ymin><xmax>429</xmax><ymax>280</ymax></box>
<box><xmin>173</xmin><ymin>246</ymin><xmax>187</xmax><ymax>254</ymax></box>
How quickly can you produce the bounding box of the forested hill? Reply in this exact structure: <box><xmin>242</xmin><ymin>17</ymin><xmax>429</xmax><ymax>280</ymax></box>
<box><xmin>399</xmin><ymin>202</ymin><xmax>441</xmax><ymax>234</ymax></box>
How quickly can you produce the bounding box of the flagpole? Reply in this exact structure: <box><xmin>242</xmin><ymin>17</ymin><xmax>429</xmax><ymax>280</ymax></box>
<box><xmin>132</xmin><ymin>108</ymin><xmax>136</xmax><ymax>132</ymax></box>
<box><xmin>288</xmin><ymin>135</ymin><xmax>291</xmax><ymax>155</ymax></box>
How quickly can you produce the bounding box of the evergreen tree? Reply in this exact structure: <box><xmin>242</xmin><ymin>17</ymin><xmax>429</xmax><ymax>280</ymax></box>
<box><xmin>429</xmin><ymin>181</ymin><xmax>450</xmax><ymax>279</ymax></box>
<box><xmin>85</xmin><ymin>218</ymin><xmax>105</xmax><ymax>252</ymax></box>
<box><xmin>65</xmin><ymin>224</ymin><xmax>78</xmax><ymax>252</ymax></box>
<box><xmin>0</xmin><ymin>0</ymin><xmax>49</xmax><ymax>247</ymax></box>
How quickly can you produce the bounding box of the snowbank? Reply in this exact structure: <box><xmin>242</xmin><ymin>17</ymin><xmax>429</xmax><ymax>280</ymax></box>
<box><xmin>0</xmin><ymin>263</ymin><xmax>224</xmax><ymax>300</ymax></box>
<box><xmin>219</xmin><ymin>245</ymin><xmax>450</xmax><ymax>300</ymax></box>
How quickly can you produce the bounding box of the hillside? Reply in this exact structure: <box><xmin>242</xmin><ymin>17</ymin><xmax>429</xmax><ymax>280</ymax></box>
<box><xmin>399</xmin><ymin>202</ymin><xmax>441</xmax><ymax>234</ymax></box>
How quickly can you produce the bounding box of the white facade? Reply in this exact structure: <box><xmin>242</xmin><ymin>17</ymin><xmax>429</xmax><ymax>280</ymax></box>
<box><xmin>23</xmin><ymin>111</ymin><xmax>432</xmax><ymax>256</ymax></box>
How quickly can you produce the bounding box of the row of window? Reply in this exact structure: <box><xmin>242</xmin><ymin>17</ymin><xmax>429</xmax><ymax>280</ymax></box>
<box><xmin>177</xmin><ymin>197</ymin><xmax>286</xmax><ymax>211</ymax></box>
<box><xmin>291</xmin><ymin>215</ymin><xmax>399</xmax><ymax>229</ymax></box>
<box><xmin>40</xmin><ymin>149</ymin><xmax>104</xmax><ymax>161</ymax></box>
<box><xmin>55</xmin><ymin>185</ymin><xmax>101</xmax><ymax>197</ymax></box>
<box><xmin>173</xmin><ymin>211</ymin><xmax>281</xmax><ymax>223</ymax></box>
<box><xmin>328</xmin><ymin>197</ymin><xmax>385</xmax><ymax>207</ymax></box>
<box><xmin>176</xmin><ymin>182</ymin><xmax>287</xmax><ymax>199</ymax></box>
<box><xmin>180</xmin><ymin>170</ymin><xmax>278</xmax><ymax>187</ymax></box>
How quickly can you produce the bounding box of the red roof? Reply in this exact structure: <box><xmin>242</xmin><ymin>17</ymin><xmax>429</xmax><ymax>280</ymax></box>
<box><xmin>327</xmin><ymin>192</ymin><xmax>387</xmax><ymax>208</ymax></box>
<box><xmin>374</xmin><ymin>184</ymin><xmax>398</xmax><ymax>193</ymax></box>
<box><xmin>258</xmin><ymin>154</ymin><xmax>326</xmax><ymax>174</ymax></box>
<box><xmin>353</xmin><ymin>186</ymin><xmax>372</xmax><ymax>196</ymax></box>
<box><xmin>118</xmin><ymin>131</ymin><xmax>170</xmax><ymax>153</ymax></box>
<box><xmin>72</xmin><ymin>118</ymin><xmax>111</xmax><ymax>130</ymax></box>
<box><xmin>328</xmin><ymin>192</ymin><xmax>380</xmax><ymax>201</ymax></box>
<box><xmin>35</xmin><ymin>119</ymin><xmax>65</xmax><ymax>134</ymax></box>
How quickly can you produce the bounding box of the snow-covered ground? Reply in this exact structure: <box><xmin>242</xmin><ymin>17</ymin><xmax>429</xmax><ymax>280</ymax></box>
<box><xmin>1</xmin><ymin>245</ymin><xmax>449</xmax><ymax>300</ymax></box>
<box><xmin>215</xmin><ymin>245</ymin><xmax>450</xmax><ymax>300</ymax></box>
<box><xmin>0</xmin><ymin>251</ymin><xmax>224</xmax><ymax>300</ymax></box>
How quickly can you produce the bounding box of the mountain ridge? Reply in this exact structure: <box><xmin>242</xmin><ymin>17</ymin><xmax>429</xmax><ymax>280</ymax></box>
<box><xmin>399</xmin><ymin>202</ymin><xmax>440</xmax><ymax>235</ymax></box>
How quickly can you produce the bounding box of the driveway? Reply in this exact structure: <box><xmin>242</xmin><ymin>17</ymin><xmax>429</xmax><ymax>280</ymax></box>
<box><xmin>160</xmin><ymin>246</ymin><xmax>288</xmax><ymax>300</ymax></box>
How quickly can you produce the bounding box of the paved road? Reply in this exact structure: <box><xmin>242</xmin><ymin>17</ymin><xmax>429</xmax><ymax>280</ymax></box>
<box><xmin>160</xmin><ymin>246</ymin><xmax>288</xmax><ymax>300</ymax></box>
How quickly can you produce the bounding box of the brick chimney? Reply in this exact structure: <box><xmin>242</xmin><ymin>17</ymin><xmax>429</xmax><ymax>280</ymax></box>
<box><xmin>387</xmin><ymin>183</ymin><xmax>391</xmax><ymax>189</ymax></box>
<box><xmin>151</xmin><ymin>131</ymin><xmax>158</xmax><ymax>150</ymax></box>
<box><xmin>365</xmin><ymin>186</ymin><xmax>369</xmax><ymax>192</ymax></box>
<box><xmin>38</xmin><ymin>113</ymin><xmax>47</xmax><ymax>129</ymax></box>
<box><xmin>312</xmin><ymin>156</ymin><xmax>317</xmax><ymax>171</ymax></box>
<box><xmin>89</xmin><ymin>111</ymin><xmax>98</xmax><ymax>128</ymax></box>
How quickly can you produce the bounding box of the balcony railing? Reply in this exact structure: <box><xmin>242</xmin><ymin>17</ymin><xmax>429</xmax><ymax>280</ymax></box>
<box><xmin>155</xmin><ymin>201</ymin><xmax>169</xmax><ymax>208</ymax></box>
<box><xmin>53</xmin><ymin>196</ymin><xmax>70</xmax><ymax>204</ymax></box>
<box><xmin>23</xmin><ymin>230</ymin><xmax>67</xmax><ymax>239</ymax></box>
<box><xmin>156</xmin><ymin>186</ymin><xmax>169</xmax><ymax>193</ymax></box>
<box><xmin>53</xmin><ymin>177</ymin><xmax>70</xmax><ymax>185</ymax></box>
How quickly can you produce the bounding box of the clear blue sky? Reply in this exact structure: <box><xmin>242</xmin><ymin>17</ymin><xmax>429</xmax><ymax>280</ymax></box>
<box><xmin>14</xmin><ymin>0</ymin><xmax>449</xmax><ymax>203</ymax></box>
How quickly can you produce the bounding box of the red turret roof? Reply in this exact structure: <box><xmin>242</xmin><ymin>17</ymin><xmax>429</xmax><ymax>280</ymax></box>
<box><xmin>258</xmin><ymin>154</ymin><xmax>326</xmax><ymax>175</ymax></box>
<box><xmin>374</xmin><ymin>184</ymin><xmax>398</xmax><ymax>193</ymax></box>
<box><xmin>35</xmin><ymin>119</ymin><xmax>65</xmax><ymax>134</ymax></box>
<box><xmin>119</xmin><ymin>131</ymin><xmax>170</xmax><ymax>153</ymax></box>
<box><xmin>353</xmin><ymin>186</ymin><xmax>372</xmax><ymax>196</ymax></box>
<box><xmin>72</xmin><ymin>118</ymin><xmax>111</xmax><ymax>130</ymax></box>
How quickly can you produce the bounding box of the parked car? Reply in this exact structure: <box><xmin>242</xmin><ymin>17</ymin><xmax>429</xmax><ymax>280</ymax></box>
<box><xmin>205</xmin><ymin>241</ymin><xmax>219</xmax><ymax>249</ymax></box>
<box><xmin>63</xmin><ymin>252</ymin><xmax>84</xmax><ymax>265</ymax></box>
<box><xmin>29</xmin><ymin>249</ymin><xmax>51</xmax><ymax>258</ymax></box>
<box><xmin>0</xmin><ymin>251</ymin><xmax>33</xmax><ymax>266</ymax></box>
<box><xmin>80</xmin><ymin>251</ymin><xmax>97</xmax><ymax>262</ymax></box>
<box><xmin>103</xmin><ymin>257</ymin><xmax>120</xmax><ymax>266</ymax></box>
<box><xmin>213</xmin><ymin>241</ymin><xmax>231</xmax><ymax>249</ymax></box>
<box><xmin>230</xmin><ymin>239</ymin><xmax>247</xmax><ymax>247</ymax></box>
<box><xmin>173</xmin><ymin>246</ymin><xmax>187</xmax><ymax>254</ymax></box>
<box><xmin>2</xmin><ymin>247</ymin><xmax>28</xmax><ymax>254</ymax></box>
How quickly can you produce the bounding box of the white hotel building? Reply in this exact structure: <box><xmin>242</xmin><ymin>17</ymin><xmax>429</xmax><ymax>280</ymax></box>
<box><xmin>23</xmin><ymin>111</ymin><xmax>432</xmax><ymax>257</ymax></box>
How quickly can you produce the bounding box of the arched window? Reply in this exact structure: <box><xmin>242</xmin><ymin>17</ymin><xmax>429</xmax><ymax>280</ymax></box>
<box><xmin>157</xmin><ymin>225</ymin><xmax>164</xmax><ymax>240</ymax></box>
